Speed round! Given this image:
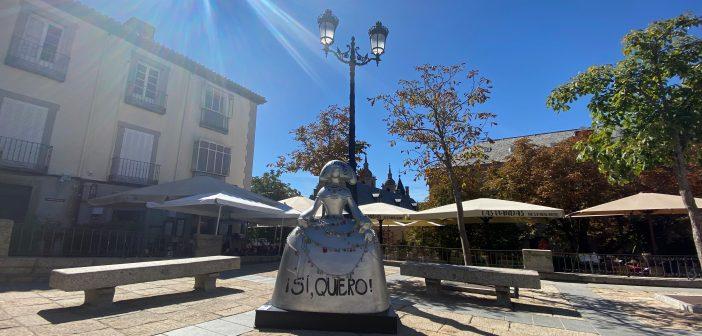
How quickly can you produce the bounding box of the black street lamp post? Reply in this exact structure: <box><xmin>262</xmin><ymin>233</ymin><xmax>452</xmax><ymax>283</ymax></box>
<box><xmin>317</xmin><ymin>9</ymin><xmax>389</xmax><ymax>201</ymax></box>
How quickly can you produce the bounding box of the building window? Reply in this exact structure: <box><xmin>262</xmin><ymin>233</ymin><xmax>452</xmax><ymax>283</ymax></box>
<box><xmin>110</xmin><ymin>124</ymin><xmax>160</xmax><ymax>185</ymax></box>
<box><xmin>25</xmin><ymin>14</ymin><xmax>63</xmax><ymax>63</ymax></box>
<box><xmin>0</xmin><ymin>90</ymin><xmax>58</xmax><ymax>173</ymax></box>
<box><xmin>192</xmin><ymin>139</ymin><xmax>231</xmax><ymax>177</ymax></box>
<box><xmin>124</xmin><ymin>54</ymin><xmax>168</xmax><ymax>114</ymax></box>
<box><xmin>200</xmin><ymin>84</ymin><xmax>233</xmax><ymax>134</ymax></box>
<box><xmin>133</xmin><ymin>62</ymin><xmax>159</xmax><ymax>102</ymax></box>
<box><xmin>5</xmin><ymin>4</ymin><xmax>75</xmax><ymax>82</ymax></box>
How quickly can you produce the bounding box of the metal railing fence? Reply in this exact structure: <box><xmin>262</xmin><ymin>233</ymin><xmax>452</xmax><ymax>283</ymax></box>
<box><xmin>9</xmin><ymin>226</ymin><xmax>190</xmax><ymax>258</ymax></box>
<box><xmin>381</xmin><ymin>245</ymin><xmax>523</xmax><ymax>268</ymax></box>
<box><xmin>553</xmin><ymin>252</ymin><xmax>700</xmax><ymax>278</ymax></box>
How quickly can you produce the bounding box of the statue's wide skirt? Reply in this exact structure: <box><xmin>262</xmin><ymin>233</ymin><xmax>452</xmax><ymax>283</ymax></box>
<box><xmin>270</xmin><ymin>219</ymin><xmax>390</xmax><ymax>314</ymax></box>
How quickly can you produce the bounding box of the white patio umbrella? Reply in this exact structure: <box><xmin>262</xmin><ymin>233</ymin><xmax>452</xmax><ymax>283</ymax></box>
<box><xmin>89</xmin><ymin>176</ymin><xmax>284</xmax><ymax>209</ymax></box>
<box><xmin>147</xmin><ymin>192</ymin><xmax>299</xmax><ymax>234</ymax></box>
<box><xmin>410</xmin><ymin>198</ymin><xmax>564</xmax><ymax>224</ymax></box>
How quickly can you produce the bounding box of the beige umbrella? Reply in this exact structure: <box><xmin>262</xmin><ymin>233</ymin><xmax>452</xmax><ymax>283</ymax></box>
<box><xmin>569</xmin><ymin>193</ymin><xmax>702</xmax><ymax>217</ymax></box>
<box><xmin>279</xmin><ymin>195</ymin><xmax>333</xmax><ymax>218</ymax></box>
<box><xmin>410</xmin><ymin>198</ymin><xmax>564</xmax><ymax>224</ymax></box>
<box><xmin>359</xmin><ymin>202</ymin><xmax>416</xmax><ymax>220</ymax></box>
<box><xmin>359</xmin><ymin>202</ymin><xmax>426</xmax><ymax>244</ymax></box>
<box><xmin>402</xmin><ymin>220</ymin><xmax>444</xmax><ymax>227</ymax></box>
<box><xmin>569</xmin><ymin>192</ymin><xmax>702</xmax><ymax>254</ymax></box>
<box><xmin>279</xmin><ymin>196</ymin><xmax>315</xmax><ymax>213</ymax></box>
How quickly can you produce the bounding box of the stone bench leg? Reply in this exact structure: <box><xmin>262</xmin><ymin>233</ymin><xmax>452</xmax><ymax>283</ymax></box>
<box><xmin>84</xmin><ymin>287</ymin><xmax>115</xmax><ymax>306</ymax></box>
<box><xmin>425</xmin><ymin>278</ymin><xmax>441</xmax><ymax>295</ymax></box>
<box><xmin>494</xmin><ymin>286</ymin><xmax>512</xmax><ymax>307</ymax></box>
<box><xmin>194</xmin><ymin>272</ymin><xmax>219</xmax><ymax>291</ymax></box>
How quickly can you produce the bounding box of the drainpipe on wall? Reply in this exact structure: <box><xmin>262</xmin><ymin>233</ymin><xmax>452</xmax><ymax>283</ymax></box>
<box><xmin>77</xmin><ymin>32</ymin><xmax>113</xmax><ymax>179</ymax></box>
<box><xmin>173</xmin><ymin>71</ymin><xmax>193</xmax><ymax>181</ymax></box>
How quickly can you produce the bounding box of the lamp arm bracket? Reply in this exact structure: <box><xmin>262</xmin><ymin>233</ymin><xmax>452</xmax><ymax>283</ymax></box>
<box><xmin>356</xmin><ymin>52</ymin><xmax>373</xmax><ymax>65</ymax></box>
<box><xmin>329</xmin><ymin>46</ymin><xmax>351</xmax><ymax>64</ymax></box>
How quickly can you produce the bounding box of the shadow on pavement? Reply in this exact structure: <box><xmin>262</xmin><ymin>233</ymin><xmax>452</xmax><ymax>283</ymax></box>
<box><xmin>398</xmin><ymin>305</ymin><xmax>498</xmax><ymax>336</ymax></box>
<box><xmin>37</xmin><ymin>287</ymin><xmax>242</xmax><ymax>323</ymax></box>
<box><xmin>559</xmin><ymin>290</ymin><xmax>701</xmax><ymax>335</ymax></box>
<box><xmin>220</xmin><ymin>262</ymin><xmax>279</xmax><ymax>279</ymax></box>
<box><xmin>389</xmin><ymin>279</ymin><xmax>582</xmax><ymax>318</ymax></box>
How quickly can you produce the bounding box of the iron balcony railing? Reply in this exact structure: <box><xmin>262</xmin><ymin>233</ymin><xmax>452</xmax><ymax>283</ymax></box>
<box><xmin>0</xmin><ymin>136</ymin><xmax>52</xmax><ymax>173</ymax></box>
<box><xmin>9</xmin><ymin>226</ymin><xmax>191</xmax><ymax>258</ymax></box>
<box><xmin>381</xmin><ymin>245</ymin><xmax>524</xmax><ymax>269</ymax></box>
<box><xmin>552</xmin><ymin>252</ymin><xmax>701</xmax><ymax>278</ymax></box>
<box><xmin>199</xmin><ymin>107</ymin><xmax>229</xmax><ymax>133</ymax></box>
<box><xmin>125</xmin><ymin>81</ymin><xmax>167</xmax><ymax>114</ymax></box>
<box><xmin>109</xmin><ymin>157</ymin><xmax>160</xmax><ymax>185</ymax></box>
<box><xmin>5</xmin><ymin>34</ymin><xmax>70</xmax><ymax>81</ymax></box>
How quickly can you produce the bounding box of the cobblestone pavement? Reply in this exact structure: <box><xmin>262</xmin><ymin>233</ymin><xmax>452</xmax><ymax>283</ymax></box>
<box><xmin>0</xmin><ymin>263</ymin><xmax>700</xmax><ymax>335</ymax></box>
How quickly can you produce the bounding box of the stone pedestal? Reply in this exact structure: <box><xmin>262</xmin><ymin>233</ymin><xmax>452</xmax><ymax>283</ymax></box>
<box><xmin>255</xmin><ymin>303</ymin><xmax>398</xmax><ymax>334</ymax></box>
<box><xmin>522</xmin><ymin>249</ymin><xmax>554</xmax><ymax>273</ymax></box>
<box><xmin>425</xmin><ymin>278</ymin><xmax>441</xmax><ymax>295</ymax></box>
<box><xmin>194</xmin><ymin>234</ymin><xmax>223</xmax><ymax>257</ymax></box>
<box><xmin>494</xmin><ymin>286</ymin><xmax>511</xmax><ymax>307</ymax></box>
<box><xmin>84</xmin><ymin>287</ymin><xmax>115</xmax><ymax>306</ymax></box>
<box><xmin>0</xmin><ymin>219</ymin><xmax>13</xmax><ymax>257</ymax></box>
<box><xmin>194</xmin><ymin>272</ymin><xmax>219</xmax><ymax>291</ymax></box>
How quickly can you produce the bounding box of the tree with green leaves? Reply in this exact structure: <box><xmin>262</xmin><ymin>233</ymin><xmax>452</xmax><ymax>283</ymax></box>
<box><xmin>370</xmin><ymin>63</ymin><xmax>496</xmax><ymax>265</ymax></box>
<box><xmin>270</xmin><ymin>105</ymin><xmax>369</xmax><ymax>175</ymax></box>
<box><xmin>547</xmin><ymin>14</ymin><xmax>702</xmax><ymax>261</ymax></box>
<box><xmin>251</xmin><ymin>170</ymin><xmax>301</xmax><ymax>201</ymax></box>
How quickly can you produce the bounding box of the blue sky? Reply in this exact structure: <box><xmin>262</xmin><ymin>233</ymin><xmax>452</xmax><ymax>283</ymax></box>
<box><xmin>83</xmin><ymin>0</ymin><xmax>701</xmax><ymax>201</ymax></box>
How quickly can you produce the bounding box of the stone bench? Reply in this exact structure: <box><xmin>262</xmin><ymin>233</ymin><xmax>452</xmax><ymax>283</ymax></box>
<box><xmin>50</xmin><ymin>256</ymin><xmax>240</xmax><ymax>306</ymax></box>
<box><xmin>400</xmin><ymin>262</ymin><xmax>540</xmax><ymax>307</ymax></box>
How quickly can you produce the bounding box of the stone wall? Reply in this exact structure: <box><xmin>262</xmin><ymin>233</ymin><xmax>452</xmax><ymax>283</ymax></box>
<box><xmin>0</xmin><ymin>172</ymin><xmax>81</xmax><ymax>227</ymax></box>
<box><xmin>522</xmin><ymin>249</ymin><xmax>554</xmax><ymax>273</ymax></box>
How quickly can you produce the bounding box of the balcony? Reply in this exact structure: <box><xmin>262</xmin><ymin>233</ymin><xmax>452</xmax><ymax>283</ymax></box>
<box><xmin>0</xmin><ymin>136</ymin><xmax>52</xmax><ymax>173</ymax></box>
<box><xmin>124</xmin><ymin>81</ymin><xmax>168</xmax><ymax>114</ymax></box>
<box><xmin>4</xmin><ymin>34</ymin><xmax>70</xmax><ymax>82</ymax></box>
<box><xmin>199</xmin><ymin>107</ymin><xmax>229</xmax><ymax>134</ymax></box>
<box><xmin>109</xmin><ymin>157</ymin><xmax>160</xmax><ymax>186</ymax></box>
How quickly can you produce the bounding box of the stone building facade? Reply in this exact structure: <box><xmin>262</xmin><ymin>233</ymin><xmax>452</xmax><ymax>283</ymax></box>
<box><xmin>0</xmin><ymin>0</ymin><xmax>265</xmax><ymax>230</ymax></box>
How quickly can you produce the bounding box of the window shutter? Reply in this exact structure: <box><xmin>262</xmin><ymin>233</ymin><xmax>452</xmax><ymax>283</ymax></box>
<box><xmin>40</xmin><ymin>24</ymin><xmax>62</xmax><ymax>62</ymax></box>
<box><xmin>23</xmin><ymin>15</ymin><xmax>46</xmax><ymax>43</ymax></box>
<box><xmin>0</xmin><ymin>98</ymin><xmax>48</xmax><ymax>143</ymax></box>
<box><xmin>120</xmin><ymin>128</ymin><xmax>154</xmax><ymax>162</ymax></box>
<box><xmin>145</xmin><ymin>67</ymin><xmax>159</xmax><ymax>100</ymax></box>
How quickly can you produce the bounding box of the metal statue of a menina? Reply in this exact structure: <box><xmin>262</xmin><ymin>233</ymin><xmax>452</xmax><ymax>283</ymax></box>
<box><xmin>270</xmin><ymin>160</ymin><xmax>390</xmax><ymax>313</ymax></box>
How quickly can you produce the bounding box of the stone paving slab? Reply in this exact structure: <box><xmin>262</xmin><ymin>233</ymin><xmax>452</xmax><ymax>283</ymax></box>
<box><xmin>1</xmin><ymin>262</ymin><xmax>701</xmax><ymax>335</ymax></box>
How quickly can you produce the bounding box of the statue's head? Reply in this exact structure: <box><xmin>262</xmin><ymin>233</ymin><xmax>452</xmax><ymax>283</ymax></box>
<box><xmin>319</xmin><ymin>160</ymin><xmax>356</xmax><ymax>186</ymax></box>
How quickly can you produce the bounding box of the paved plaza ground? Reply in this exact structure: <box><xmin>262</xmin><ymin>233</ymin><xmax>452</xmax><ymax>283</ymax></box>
<box><xmin>0</xmin><ymin>263</ymin><xmax>700</xmax><ymax>336</ymax></box>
